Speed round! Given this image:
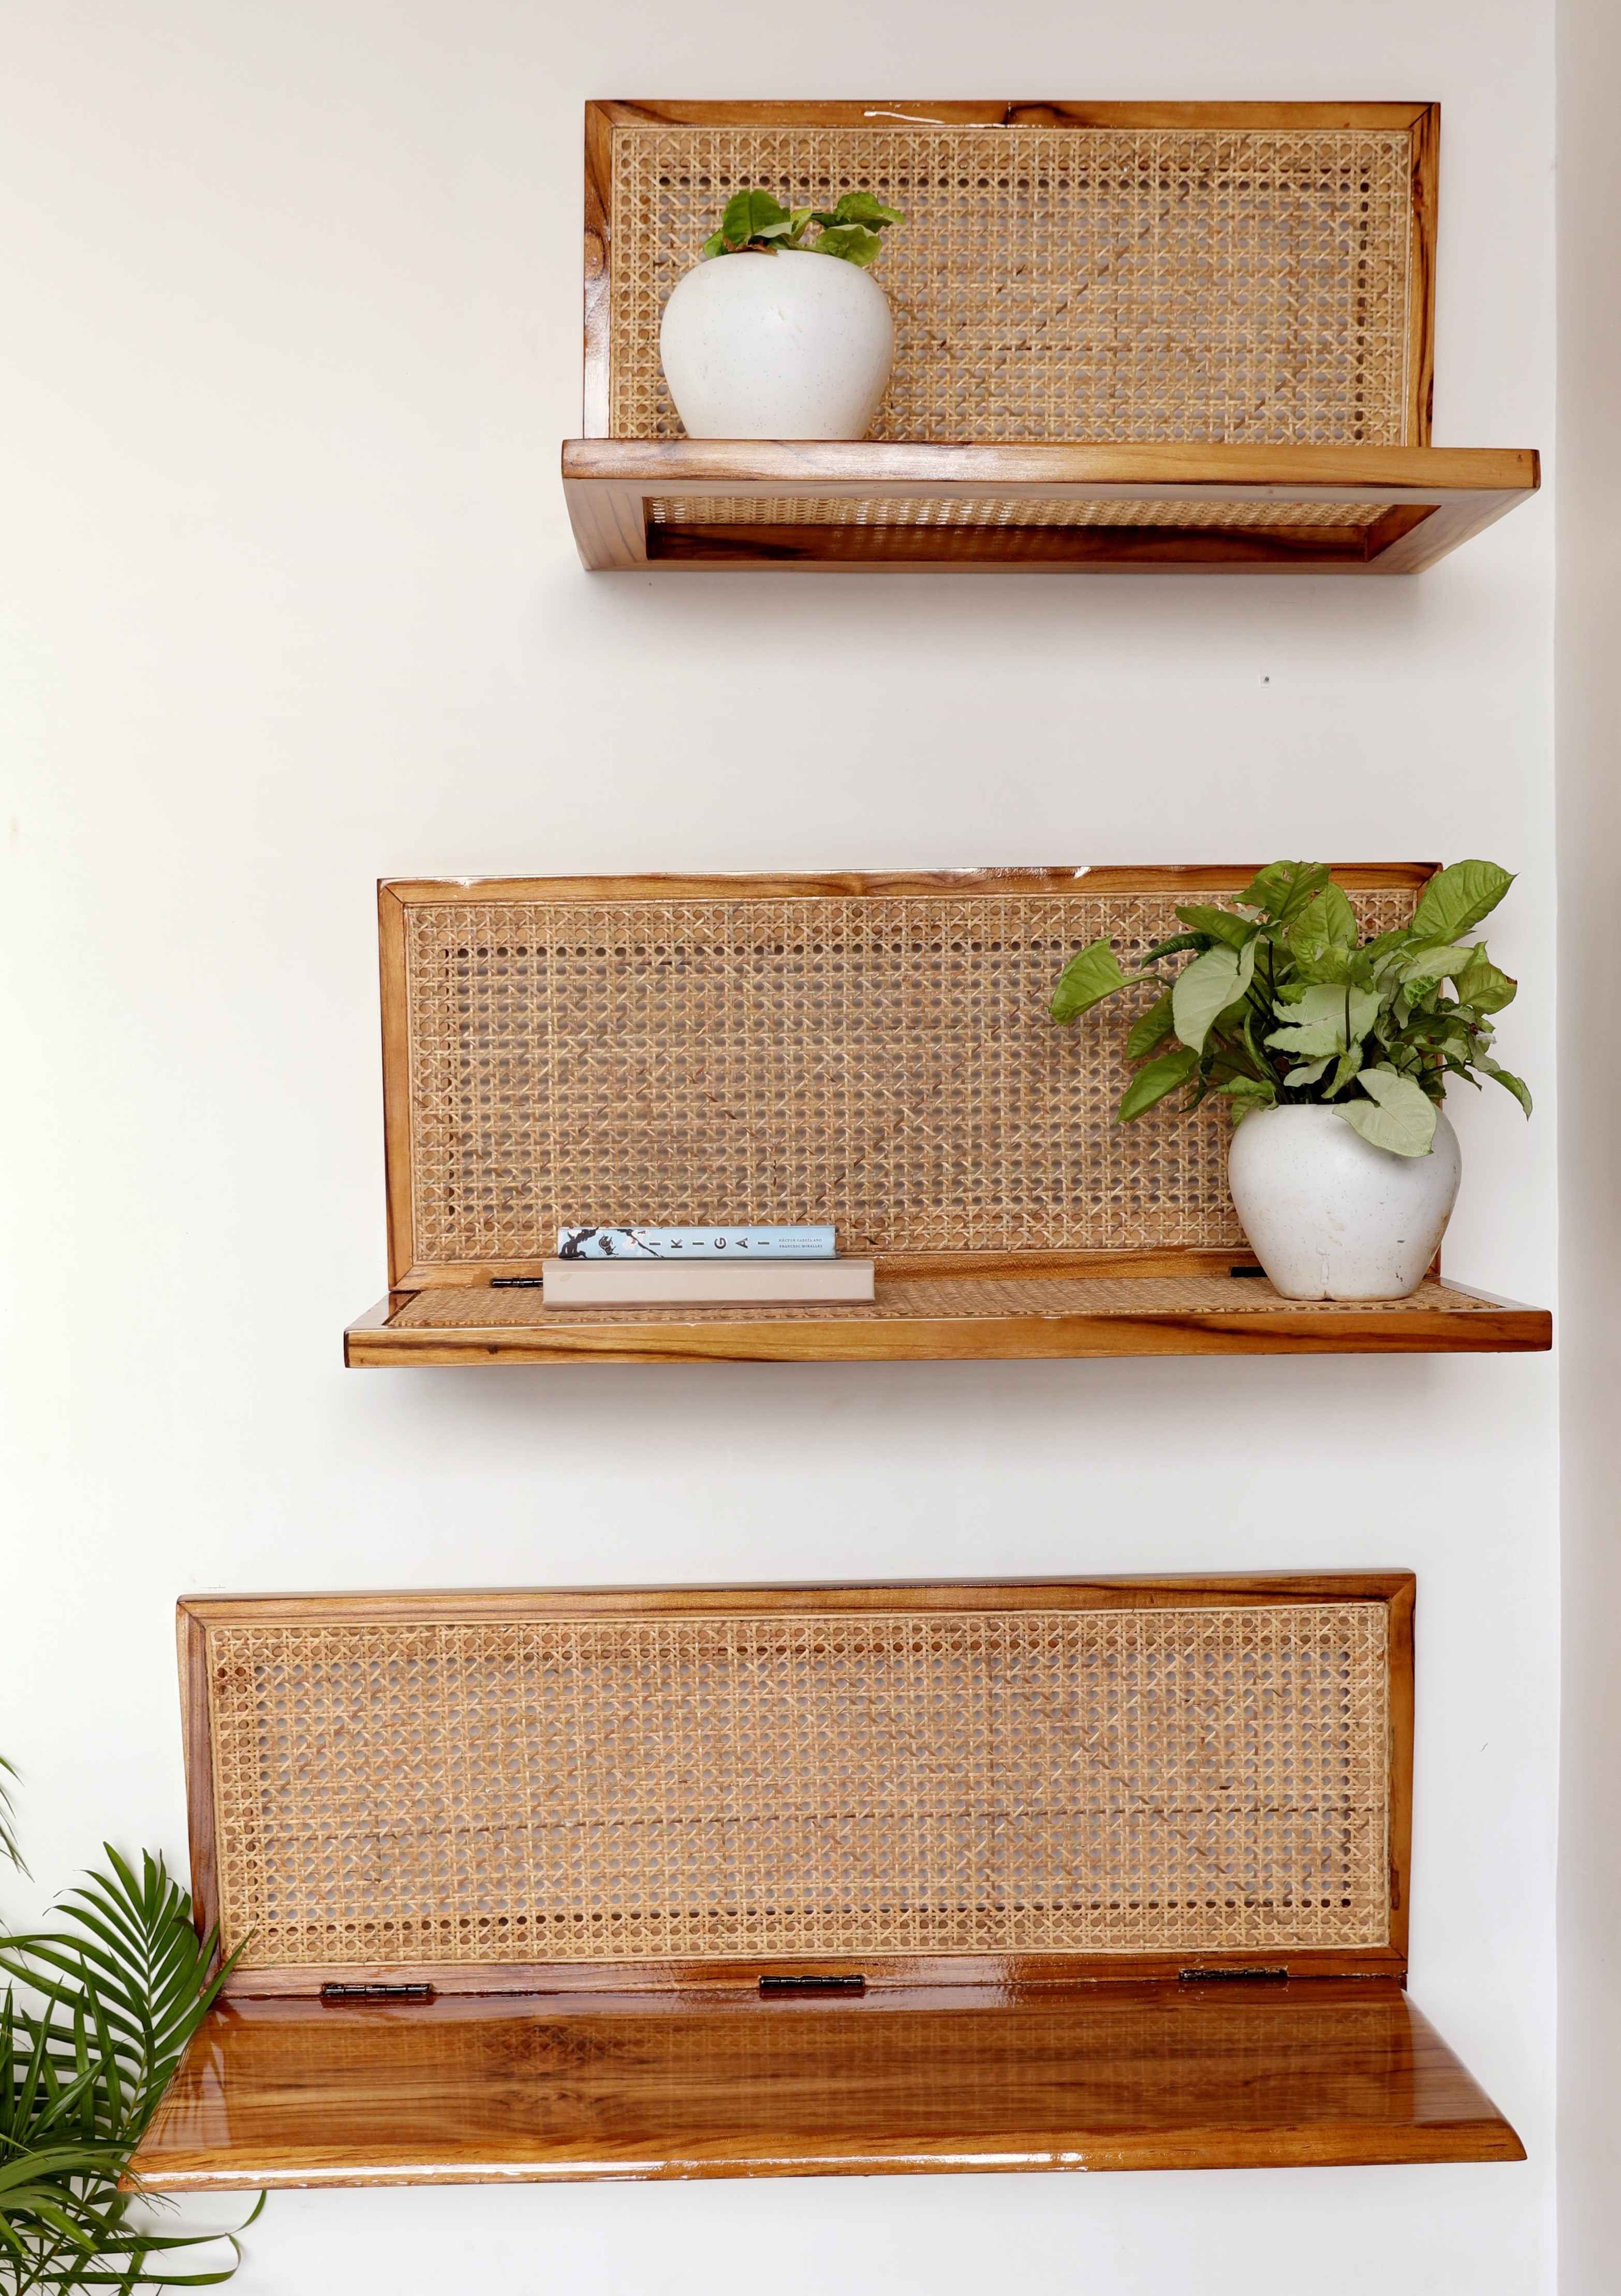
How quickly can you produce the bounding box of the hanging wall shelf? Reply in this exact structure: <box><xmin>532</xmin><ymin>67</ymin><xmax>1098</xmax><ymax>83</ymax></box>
<box><xmin>344</xmin><ymin>868</ymin><xmax>1550</xmax><ymax>1367</ymax></box>
<box><xmin>128</xmin><ymin>1576</ymin><xmax>1524</xmax><ymax>2188</ymax></box>
<box><xmin>563</xmin><ymin>101</ymin><xmax>1538</xmax><ymax>574</ymax></box>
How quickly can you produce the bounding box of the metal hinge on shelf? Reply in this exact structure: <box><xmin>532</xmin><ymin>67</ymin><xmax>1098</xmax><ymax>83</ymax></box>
<box><xmin>759</xmin><ymin>1973</ymin><xmax>866</xmax><ymax>1995</ymax></box>
<box><xmin>319</xmin><ymin>1982</ymin><xmax>437</xmax><ymax>2003</ymax></box>
<box><xmin>1177</xmin><ymin>1966</ymin><xmax>1290</xmax><ymax>1983</ymax></box>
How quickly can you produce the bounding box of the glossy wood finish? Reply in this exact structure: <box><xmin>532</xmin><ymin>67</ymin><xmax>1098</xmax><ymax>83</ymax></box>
<box><xmin>179</xmin><ymin>1574</ymin><xmax>1416</xmax><ymax>1995</ymax></box>
<box><xmin>562</xmin><ymin>442</ymin><xmax>1539</xmax><ymax>575</ymax></box>
<box><xmin>127</xmin><ymin>1980</ymin><xmax>1524</xmax><ymax>2190</ymax></box>
<box><xmin>346</xmin><ymin>1273</ymin><xmax>1551</xmax><ymax>1365</ymax></box>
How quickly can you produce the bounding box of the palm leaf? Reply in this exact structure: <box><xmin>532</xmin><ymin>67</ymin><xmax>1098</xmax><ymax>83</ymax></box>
<box><xmin>1</xmin><ymin>1811</ymin><xmax>260</xmax><ymax>2290</ymax></box>
<box><xmin>0</xmin><ymin>1759</ymin><xmax>25</xmax><ymax>1878</ymax></box>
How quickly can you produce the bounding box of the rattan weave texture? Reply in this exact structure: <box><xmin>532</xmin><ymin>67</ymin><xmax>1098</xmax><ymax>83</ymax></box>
<box><xmin>400</xmin><ymin>888</ymin><xmax>1414</xmax><ymax>1268</ymax></box>
<box><xmin>610</xmin><ymin>124</ymin><xmax>1416</xmax><ymax>445</ymax></box>
<box><xmin>207</xmin><ymin>1603</ymin><xmax>1389</xmax><ymax>1971</ymax></box>
<box><xmin>387</xmin><ymin>1275</ymin><xmax>1489</xmax><ymax>1328</ymax></box>
<box><xmin>646</xmin><ymin>498</ymin><xmax>1391</xmax><ymax>534</ymax></box>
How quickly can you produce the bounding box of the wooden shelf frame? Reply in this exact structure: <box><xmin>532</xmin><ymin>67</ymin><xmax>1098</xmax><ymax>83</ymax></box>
<box><xmin>562</xmin><ymin>442</ymin><xmax>1539</xmax><ymax>575</ymax></box>
<box><xmin>347</xmin><ymin>867</ymin><xmax>1550</xmax><ymax>1366</ymax></box>
<box><xmin>566</xmin><ymin>98</ymin><xmax>1540</xmax><ymax>575</ymax></box>
<box><xmin>127</xmin><ymin>1575</ymin><xmax>1524</xmax><ymax>2187</ymax></box>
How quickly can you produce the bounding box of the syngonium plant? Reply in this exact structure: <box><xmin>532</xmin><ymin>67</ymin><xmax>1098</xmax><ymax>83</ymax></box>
<box><xmin>700</xmin><ymin>188</ymin><xmax>904</xmax><ymax>268</ymax></box>
<box><xmin>1049</xmin><ymin>858</ymin><xmax>1532</xmax><ymax>1158</ymax></box>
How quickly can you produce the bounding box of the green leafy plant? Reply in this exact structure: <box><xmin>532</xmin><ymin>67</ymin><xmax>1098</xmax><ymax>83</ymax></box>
<box><xmin>1</xmin><ymin>1765</ymin><xmax>259</xmax><ymax>2290</ymax></box>
<box><xmin>700</xmin><ymin>188</ymin><xmax>904</xmax><ymax>268</ymax></box>
<box><xmin>1049</xmin><ymin>858</ymin><xmax>1531</xmax><ymax>1158</ymax></box>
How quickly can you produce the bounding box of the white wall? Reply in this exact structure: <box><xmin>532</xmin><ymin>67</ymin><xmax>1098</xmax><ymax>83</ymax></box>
<box><xmin>1555</xmin><ymin>0</ymin><xmax>1621</xmax><ymax>2287</ymax></box>
<box><xmin>1</xmin><ymin>6</ymin><xmax>1557</xmax><ymax>2293</ymax></box>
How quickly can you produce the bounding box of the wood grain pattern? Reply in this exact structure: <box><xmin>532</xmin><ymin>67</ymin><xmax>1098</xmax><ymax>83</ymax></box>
<box><xmin>560</xmin><ymin>442</ymin><xmax>1538</xmax><ymax>575</ymax></box>
<box><xmin>126</xmin><ymin>1980</ymin><xmax>1524</xmax><ymax>2190</ymax></box>
<box><xmin>347</xmin><ymin>1279</ymin><xmax>1550</xmax><ymax>1365</ymax></box>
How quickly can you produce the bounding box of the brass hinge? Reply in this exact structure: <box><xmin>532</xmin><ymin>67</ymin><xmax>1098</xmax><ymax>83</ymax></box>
<box><xmin>1177</xmin><ymin>1965</ymin><xmax>1289</xmax><ymax>1983</ymax></box>
<box><xmin>320</xmin><ymin>1982</ymin><xmax>437</xmax><ymax>2003</ymax></box>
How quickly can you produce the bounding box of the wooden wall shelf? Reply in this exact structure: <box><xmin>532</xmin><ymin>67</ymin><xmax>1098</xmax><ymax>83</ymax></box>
<box><xmin>567</xmin><ymin>102</ymin><xmax>1539</xmax><ymax>576</ymax></box>
<box><xmin>128</xmin><ymin>1578</ymin><xmax>1523</xmax><ymax>2188</ymax></box>
<box><xmin>345</xmin><ymin>870</ymin><xmax>1550</xmax><ymax>1367</ymax></box>
<box><xmin>562</xmin><ymin>442</ymin><xmax>1539</xmax><ymax>575</ymax></box>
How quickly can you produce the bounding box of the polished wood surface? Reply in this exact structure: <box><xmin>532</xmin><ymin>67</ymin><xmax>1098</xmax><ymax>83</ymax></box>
<box><xmin>346</xmin><ymin>1274</ymin><xmax>1551</xmax><ymax>1364</ymax></box>
<box><xmin>560</xmin><ymin>443</ymin><xmax>1539</xmax><ymax>575</ymax></box>
<box><xmin>127</xmin><ymin>1980</ymin><xmax>1523</xmax><ymax>2189</ymax></box>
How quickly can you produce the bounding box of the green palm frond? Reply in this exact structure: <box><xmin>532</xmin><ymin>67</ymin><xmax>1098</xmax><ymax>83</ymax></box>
<box><xmin>0</xmin><ymin>1762</ymin><xmax>25</xmax><ymax>1879</ymax></box>
<box><xmin>2</xmin><ymin>1806</ymin><xmax>260</xmax><ymax>2291</ymax></box>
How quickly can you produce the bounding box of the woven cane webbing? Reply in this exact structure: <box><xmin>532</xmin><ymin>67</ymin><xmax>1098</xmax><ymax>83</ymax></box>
<box><xmin>205</xmin><ymin>1602</ymin><xmax>1390</xmax><ymax>1971</ymax></box>
<box><xmin>385</xmin><ymin>1273</ymin><xmax>1489</xmax><ymax>1329</ymax></box>
<box><xmin>646</xmin><ymin>498</ymin><xmax>1390</xmax><ymax>534</ymax></box>
<box><xmin>610</xmin><ymin>124</ymin><xmax>1417</xmax><ymax>445</ymax></box>
<box><xmin>398</xmin><ymin>887</ymin><xmax>1414</xmax><ymax>1268</ymax></box>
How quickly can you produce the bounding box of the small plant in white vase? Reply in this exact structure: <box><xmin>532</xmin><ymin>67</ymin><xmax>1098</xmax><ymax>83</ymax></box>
<box><xmin>659</xmin><ymin>188</ymin><xmax>904</xmax><ymax>440</ymax></box>
<box><xmin>1050</xmin><ymin>860</ymin><xmax>1531</xmax><ymax>1300</ymax></box>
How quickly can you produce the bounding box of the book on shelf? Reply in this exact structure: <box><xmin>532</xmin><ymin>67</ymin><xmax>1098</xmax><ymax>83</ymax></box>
<box><xmin>557</xmin><ymin>1224</ymin><xmax>837</xmax><ymax>1260</ymax></box>
<box><xmin>541</xmin><ymin>1257</ymin><xmax>875</xmax><ymax>1306</ymax></box>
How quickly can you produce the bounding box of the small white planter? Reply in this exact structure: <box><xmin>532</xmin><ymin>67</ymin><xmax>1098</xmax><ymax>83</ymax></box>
<box><xmin>659</xmin><ymin>249</ymin><xmax>895</xmax><ymax>440</ymax></box>
<box><xmin>1227</xmin><ymin>1102</ymin><xmax>1462</xmax><ymax>1300</ymax></box>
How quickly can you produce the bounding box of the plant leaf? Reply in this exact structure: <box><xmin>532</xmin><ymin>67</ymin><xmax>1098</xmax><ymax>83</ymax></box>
<box><xmin>809</xmin><ymin>223</ymin><xmax>886</xmax><ymax>265</ymax></box>
<box><xmin>1219</xmin><ymin>1076</ymin><xmax>1277</xmax><ymax>1123</ymax></box>
<box><xmin>1282</xmin><ymin>1057</ymin><xmax>1332</xmax><ymax>1090</ymax></box>
<box><xmin>1455</xmin><ymin>947</ymin><xmax>1518</xmax><ymax>1013</ymax></box>
<box><xmin>1239</xmin><ymin>860</ymin><xmax>1332</xmax><ymax>923</ymax></box>
<box><xmin>811</xmin><ymin>190</ymin><xmax>904</xmax><ymax>229</ymax></box>
<box><xmin>1337</xmin><ymin>1066</ymin><xmax>1439</xmax><ymax>1157</ymax></box>
<box><xmin>1399</xmin><ymin>941</ymin><xmax>1479</xmax><ymax>986</ymax></box>
<box><xmin>1172</xmin><ymin>944</ymin><xmax>1242</xmax><ymax>1053</ymax></box>
<box><xmin>1266</xmin><ymin>982</ymin><xmax>1381</xmax><ymax>1057</ymax></box>
<box><xmin>1172</xmin><ymin>902</ymin><xmax>1252</xmax><ymax>950</ymax></box>
<box><xmin>1117</xmin><ymin>1044</ymin><xmax>1200</xmax><ymax>1121</ymax></box>
<box><xmin>1477</xmin><ymin>1054</ymin><xmax>1534</xmax><ymax>1116</ymax></box>
<box><xmin>1410</xmin><ymin>859</ymin><xmax>1515</xmax><ymax>943</ymax></box>
<box><xmin>1125</xmin><ymin>989</ymin><xmax>1176</xmax><ymax>1060</ymax></box>
<box><xmin>1050</xmin><ymin>937</ymin><xmax>1131</xmax><ymax>1024</ymax></box>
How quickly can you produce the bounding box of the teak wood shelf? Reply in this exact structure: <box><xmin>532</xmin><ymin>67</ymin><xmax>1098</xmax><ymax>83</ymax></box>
<box><xmin>564</xmin><ymin>101</ymin><xmax>1539</xmax><ymax>574</ymax></box>
<box><xmin>128</xmin><ymin>1577</ymin><xmax>1524</xmax><ymax>2188</ymax></box>
<box><xmin>344</xmin><ymin>868</ymin><xmax>1550</xmax><ymax>1367</ymax></box>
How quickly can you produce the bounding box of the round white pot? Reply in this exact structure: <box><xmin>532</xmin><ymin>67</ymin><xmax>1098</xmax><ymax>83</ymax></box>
<box><xmin>659</xmin><ymin>250</ymin><xmax>895</xmax><ymax>440</ymax></box>
<box><xmin>1227</xmin><ymin>1102</ymin><xmax>1462</xmax><ymax>1300</ymax></box>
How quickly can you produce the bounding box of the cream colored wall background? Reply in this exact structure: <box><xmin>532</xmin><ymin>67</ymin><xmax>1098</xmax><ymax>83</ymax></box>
<box><xmin>1</xmin><ymin>4</ymin><xmax>1557</xmax><ymax>2292</ymax></box>
<box><xmin>1555</xmin><ymin>0</ymin><xmax>1619</xmax><ymax>2288</ymax></box>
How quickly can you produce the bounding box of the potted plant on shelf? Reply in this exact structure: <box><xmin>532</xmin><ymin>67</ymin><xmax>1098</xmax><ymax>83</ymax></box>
<box><xmin>1049</xmin><ymin>860</ymin><xmax>1531</xmax><ymax>1301</ymax></box>
<box><xmin>659</xmin><ymin>188</ymin><xmax>904</xmax><ymax>440</ymax></box>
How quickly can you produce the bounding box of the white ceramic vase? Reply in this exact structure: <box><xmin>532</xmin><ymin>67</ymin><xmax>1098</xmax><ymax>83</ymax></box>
<box><xmin>1227</xmin><ymin>1102</ymin><xmax>1462</xmax><ymax>1300</ymax></box>
<box><xmin>658</xmin><ymin>250</ymin><xmax>895</xmax><ymax>440</ymax></box>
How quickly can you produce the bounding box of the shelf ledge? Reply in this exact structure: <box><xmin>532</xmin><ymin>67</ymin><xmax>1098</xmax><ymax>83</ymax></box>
<box><xmin>127</xmin><ymin>1980</ymin><xmax>1523</xmax><ymax>2189</ymax></box>
<box><xmin>346</xmin><ymin>1268</ymin><xmax>1551</xmax><ymax>1366</ymax></box>
<box><xmin>562</xmin><ymin>442</ymin><xmax>1540</xmax><ymax>575</ymax></box>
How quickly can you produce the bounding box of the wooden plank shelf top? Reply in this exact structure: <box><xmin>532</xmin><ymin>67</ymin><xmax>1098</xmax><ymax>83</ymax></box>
<box><xmin>129</xmin><ymin>1979</ymin><xmax>1522</xmax><ymax>2190</ymax></box>
<box><xmin>567</xmin><ymin>102</ymin><xmax>1540</xmax><ymax>576</ymax></box>
<box><xmin>562</xmin><ymin>442</ymin><xmax>1540</xmax><ymax>576</ymax></box>
<box><xmin>347</xmin><ymin>1263</ymin><xmax>1549</xmax><ymax>1366</ymax></box>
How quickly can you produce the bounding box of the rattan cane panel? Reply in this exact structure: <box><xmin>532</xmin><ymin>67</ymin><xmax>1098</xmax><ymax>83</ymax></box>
<box><xmin>385</xmin><ymin>1275</ymin><xmax>1490</xmax><ymax>1328</ymax></box>
<box><xmin>646</xmin><ymin>497</ymin><xmax>1390</xmax><ymax>533</ymax></box>
<box><xmin>400</xmin><ymin>890</ymin><xmax>1414</xmax><ymax>1268</ymax></box>
<box><xmin>610</xmin><ymin>125</ymin><xmax>1416</xmax><ymax>445</ymax></box>
<box><xmin>207</xmin><ymin>1605</ymin><xmax>1389</xmax><ymax>1970</ymax></box>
